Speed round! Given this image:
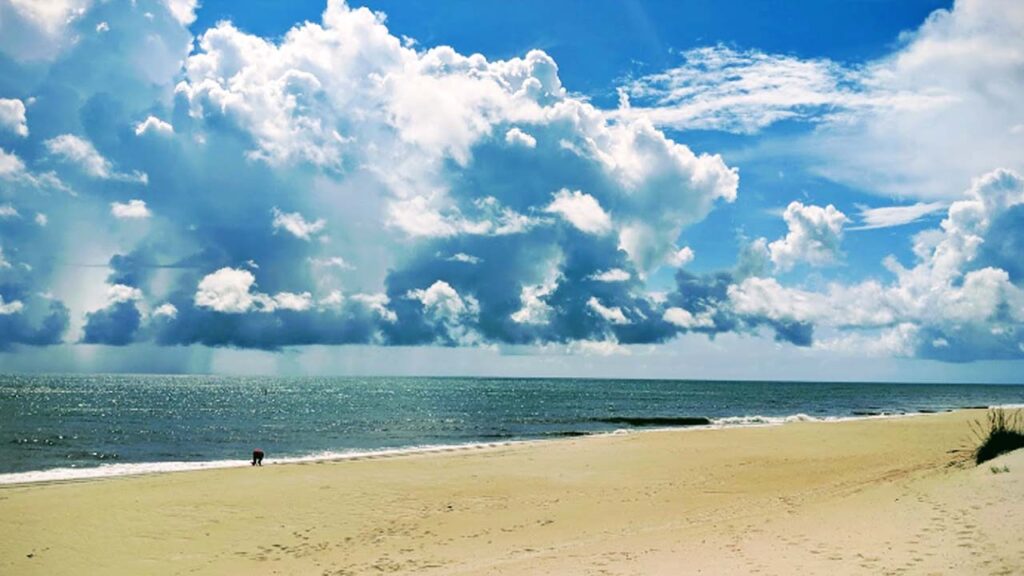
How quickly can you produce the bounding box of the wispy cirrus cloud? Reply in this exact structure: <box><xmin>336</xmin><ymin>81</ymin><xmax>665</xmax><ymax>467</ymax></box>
<box><xmin>45</xmin><ymin>134</ymin><xmax>148</xmax><ymax>184</ymax></box>
<box><xmin>850</xmin><ymin>202</ymin><xmax>947</xmax><ymax>230</ymax></box>
<box><xmin>0</xmin><ymin>147</ymin><xmax>71</xmax><ymax>193</ymax></box>
<box><xmin>615</xmin><ymin>0</ymin><xmax>1024</xmax><ymax>201</ymax></box>
<box><xmin>614</xmin><ymin>45</ymin><xmax>945</xmax><ymax>134</ymax></box>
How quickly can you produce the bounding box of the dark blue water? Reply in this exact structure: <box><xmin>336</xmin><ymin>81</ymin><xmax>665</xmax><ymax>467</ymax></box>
<box><xmin>2</xmin><ymin>374</ymin><xmax>1022</xmax><ymax>481</ymax></box>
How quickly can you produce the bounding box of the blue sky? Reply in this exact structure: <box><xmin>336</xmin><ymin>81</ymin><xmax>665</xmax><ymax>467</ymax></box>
<box><xmin>1</xmin><ymin>0</ymin><xmax>1023</xmax><ymax>381</ymax></box>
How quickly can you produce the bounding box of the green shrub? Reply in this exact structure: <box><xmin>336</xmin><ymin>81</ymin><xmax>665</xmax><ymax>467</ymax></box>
<box><xmin>971</xmin><ymin>409</ymin><xmax>1024</xmax><ymax>465</ymax></box>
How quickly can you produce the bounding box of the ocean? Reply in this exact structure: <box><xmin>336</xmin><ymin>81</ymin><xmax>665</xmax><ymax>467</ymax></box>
<box><xmin>2</xmin><ymin>374</ymin><xmax>1022</xmax><ymax>484</ymax></box>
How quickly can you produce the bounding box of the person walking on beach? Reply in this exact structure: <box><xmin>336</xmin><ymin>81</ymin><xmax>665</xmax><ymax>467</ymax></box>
<box><xmin>251</xmin><ymin>449</ymin><xmax>264</xmax><ymax>466</ymax></box>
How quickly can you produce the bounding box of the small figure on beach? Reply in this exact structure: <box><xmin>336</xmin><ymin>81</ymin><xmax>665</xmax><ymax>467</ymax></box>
<box><xmin>252</xmin><ymin>449</ymin><xmax>264</xmax><ymax>466</ymax></box>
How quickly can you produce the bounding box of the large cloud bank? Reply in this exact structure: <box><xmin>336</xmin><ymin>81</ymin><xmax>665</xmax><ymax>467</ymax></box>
<box><xmin>0</xmin><ymin>0</ymin><xmax>1021</xmax><ymax>363</ymax></box>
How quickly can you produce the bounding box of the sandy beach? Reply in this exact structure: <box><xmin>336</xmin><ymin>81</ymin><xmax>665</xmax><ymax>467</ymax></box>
<box><xmin>1</xmin><ymin>409</ymin><xmax>1021</xmax><ymax>575</ymax></box>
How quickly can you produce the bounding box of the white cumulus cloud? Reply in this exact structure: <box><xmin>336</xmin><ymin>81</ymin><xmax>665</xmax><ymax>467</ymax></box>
<box><xmin>586</xmin><ymin>296</ymin><xmax>629</xmax><ymax>325</ymax></box>
<box><xmin>272</xmin><ymin>207</ymin><xmax>326</xmax><ymax>241</ymax></box>
<box><xmin>0</xmin><ymin>98</ymin><xmax>28</xmax><ymax>136</ymax></box>
<box><xmin>194</xmin><ymin>268</ymin><xmax>259</xmax><ymax>313</ymax></box>
<box><xmin>176</xmin><ymin>2</ymin><xmax>736</xmax><ymax>273</ymax></box>
<box><xmin>350</xmin><ymin>293</ymin><xmax>397</xmax><ymax>323</ymax></box>
<box><xmin>271</xmin><ymin>291</ymin><xmax>314</xmax><ymax>312</ymax></box>
<box><xmin>194</xmin><ymin>267</ymin><xmax>316</xmax><ymax>314</ymax></box>
<box><xmin>106</xmin><ymin>284</ymin><xmax>143</xmax><ymax>304</ymax></box>
<box><xmin>666</xmin><ymin>246</ymin><xmax>695</xmax><ymax>267</ymax></box>
<box><xmin>152</xmin><ymin>303</ymin><xmax>178</xmax><ymax>319</ymax></box>
<box><xmin>504</xmin><ymin>127</ymin><xmax>536</xmax><ymax>148</ymax></box>
<box><xmin>545</xmin><ymin>189</ymin><xmax>612</xmax><ymax>235</ymax></box>
<box><xmin>163</xmin><ymin>0</ymin><xmax>198</xmax><ymax>25</ymax></box>
<box><xmin>663</xmin><ymin>306</ymin><xmax>714</xmax><ymax>329</ymax></box>
<box><xmin>110</xmin><ymin>199</ymin><xmax>151</xmax><ymax>219</ymax></box>
<box><xmin>407</xmin><ymin>280</ymin><xmax>479</xmax><ymax>322</ymax></box>
<box><xmin>728</xmin><ymin>169</ymin><xmax>1024</xmax><ymax>358</ymax></box>
<box><xmin>134</xmin><ymin>115</ymin><xmax>174</xmax><ymax>136</ymax></box>
<box><xmin>766</xmin><ymin>202</ymin><xmax>848</xmax><ymax>272</ymax></box>
<box><xmin>0</xmin><ymin>148</ymin><xmax>25</xmax><ymax>179</ymax></box>
<box><xmin>0</xmin><ymin>0</ymin><xmax>91</xmax><ymax>60</ymax></box>
<box><xmin>511</xmin><ymin>281</ymin><xmax>557</xmax><ymax>325</ymax></box>
<box><xmin>588</xmin><ymin>268</ymin><xmax>631</xmax><ymax>282</ymax></box>
<box><xmin>0</xmin><ymin>294</ymin><xmax>24</xmax><ymax>314</ymax></box>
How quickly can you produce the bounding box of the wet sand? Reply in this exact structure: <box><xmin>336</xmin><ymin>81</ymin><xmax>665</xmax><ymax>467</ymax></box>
<box><xmin>1</xmin><ymin>409</ymin><xmax>1021</xmax><ymax>575</ymax></box>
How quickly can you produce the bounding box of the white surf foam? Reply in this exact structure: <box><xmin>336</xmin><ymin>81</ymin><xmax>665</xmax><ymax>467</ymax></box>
<box><xmin>709</xmin><ymin>410</ymin><xmax>937</xmax><ymax>429</ymax></box>
<box><xmin>0</xmin><ymin>441</ymin><xmax>526</xmax><ymax>486</ymax></box>
<box><xmin>710</xmin><ymin>413</ymin><xmax>827</xmax><ymax>427</ymax></box>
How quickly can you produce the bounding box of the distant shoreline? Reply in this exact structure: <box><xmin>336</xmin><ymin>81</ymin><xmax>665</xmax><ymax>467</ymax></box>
<box><xmin>2</xmin><ymin>372</ymin><xmax>1023</xmax><ymax>386</ymax></box>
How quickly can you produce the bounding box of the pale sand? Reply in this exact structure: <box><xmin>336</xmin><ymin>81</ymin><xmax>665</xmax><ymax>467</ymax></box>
<box><xmin>2</xmin><ymin>409</ymin><xmax>1022</xmax><ymax>575</ymax></box>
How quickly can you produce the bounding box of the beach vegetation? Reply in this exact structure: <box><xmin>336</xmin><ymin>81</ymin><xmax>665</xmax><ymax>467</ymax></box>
<box><xmin>989</xmin><ymin>465</ymin><xmax>1010</xmax><ymax>474</ymax></box>
<box><xmin>971</xmin><ymin>409</ymin><xmax>1024</xmax><ymax>465</ymax></box>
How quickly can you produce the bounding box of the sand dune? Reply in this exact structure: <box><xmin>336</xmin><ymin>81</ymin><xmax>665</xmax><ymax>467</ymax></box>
<box><xmin>1</xmin><ymin>409</ymin><xmax>1021</xmax><ymax>575</ymax></box>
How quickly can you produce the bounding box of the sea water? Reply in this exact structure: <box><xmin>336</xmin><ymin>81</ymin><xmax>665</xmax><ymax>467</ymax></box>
<box><xmin>2</xmin><ymin>374</ymin><xmax>1022</xmax><ymax>483</ymax></box>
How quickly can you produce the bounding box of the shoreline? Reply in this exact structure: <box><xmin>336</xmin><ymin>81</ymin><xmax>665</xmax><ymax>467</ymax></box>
<box><xmin>6</xmin><ymin>405</ymin><xmax>1021</xmax><ymax>487</ymax></box>
<box><xmin>0</xmin><ymin>406</ymin><xmax>998</xmax><ymax>487</ymax></box>
<box><xmin>3</xmin><ymin>408</ymin><xmax>1022</xmax><ymax>575</ymax></box>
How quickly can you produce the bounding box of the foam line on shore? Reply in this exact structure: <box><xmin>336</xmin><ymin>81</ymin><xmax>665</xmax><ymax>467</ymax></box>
<box><xmin>0</xmin><ymin>441</ymin><xmax>529</xmax><ymax>486</ymax></box>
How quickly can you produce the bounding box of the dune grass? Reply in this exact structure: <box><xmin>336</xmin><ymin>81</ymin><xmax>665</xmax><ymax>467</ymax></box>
<box><xmin>971</xmin><ymin>408</ymin><xmax>1024</xmax><ymax>465</ymax></box>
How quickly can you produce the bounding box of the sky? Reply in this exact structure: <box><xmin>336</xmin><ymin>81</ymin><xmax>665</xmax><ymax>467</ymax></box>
<box><xmin>1</xmin><ymin>0</ymin><xmax>1023</xmax><ymax>382</ymax></box>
